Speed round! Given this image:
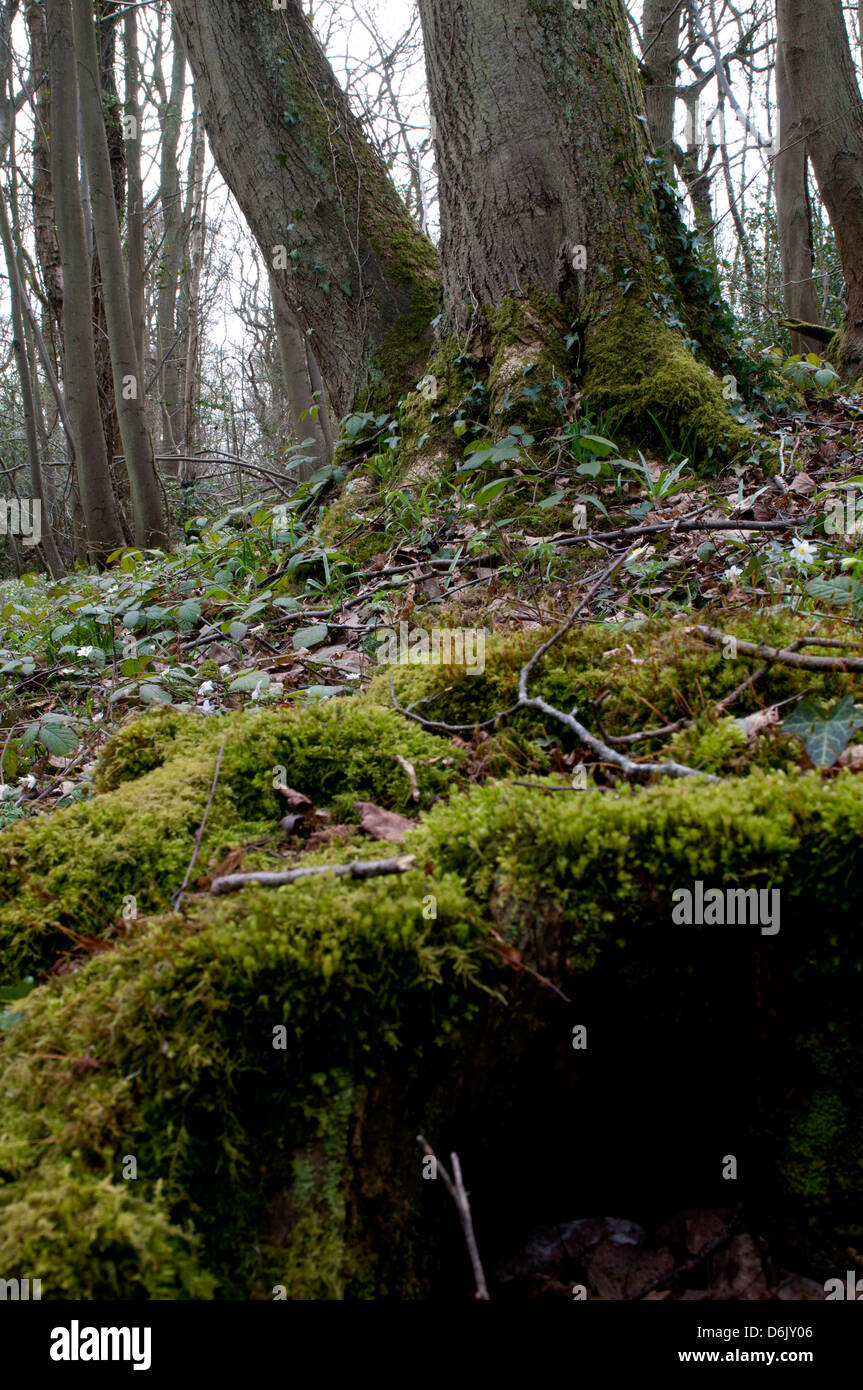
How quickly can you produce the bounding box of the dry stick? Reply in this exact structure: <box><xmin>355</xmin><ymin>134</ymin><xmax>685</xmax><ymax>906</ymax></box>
<box><xmin>552</xmin><ymin>517</ymin><xmax>803</xmax><ymax>548</ymax></box>
<box><xmin>210</xmin><ymin>854</ymin><xmax>416</xmax><ymax>896</ymax></box>
<box><xmin>416</xmin><ymin>1136</ymin><xmax>489</xmax><ymax>1301</ymax></box>
<box><xmin>172</xmin><ymin>734</ymin><xmax>228</xmax><ymax>911</ymax></box>
<box><xmin>689</xmin><ymin>626</ymin><xmax>863</xmax><ymax>672</ymax></box>
<box><xmin>391</xmin><ymin>549</ymin><xmax>718</xmax><ymax>782</ymax></box>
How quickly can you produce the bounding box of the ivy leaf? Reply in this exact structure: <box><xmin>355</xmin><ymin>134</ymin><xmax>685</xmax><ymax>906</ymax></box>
<box><xmin>228</xmin><ymin>671</ymin><xmax>270</xmax><ymax>693</ymax></box>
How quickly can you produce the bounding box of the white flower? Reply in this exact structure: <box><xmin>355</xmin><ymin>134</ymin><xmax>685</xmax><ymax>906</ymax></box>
<box><xmin>724</xmin><ymin>565</ymin><xmax>743</xmax><ymax>585</ymax></box>
<box><xmin>251</xmin><ymin>681</ymin><xmax>266</xmax><ymax>701</ymax></box>
<box><xmin>199</xmin><ymin>698</ymin><xmax>213</xmax><ymax>713</ymax></box>
<box><xmin>18</xmin><ymin>774</ymin><xmax>36</xmax><ymax>789</ymax></box>
<box><xmin>77</xmin><ymin>645</ymin><xmax>96</xmax><ymax>657</ymax></box>
<box><xmin>92</xmin><ymin>712</ymin><xmax>103</xmax><ymax>723</ymax></box>
<box><xmin>198</xmin><ymin>680</ymin><xmax>214</xmax><ymax>695</ymax></box>
<box><xmin>790</xmin><ymin>537</ymin><xmax>818</xmax><ymax>565</ymax></box>
<box><xmin>219</xmin><ymin>663</ymin><xmax>232</xmax><ymax>676</ymax></box>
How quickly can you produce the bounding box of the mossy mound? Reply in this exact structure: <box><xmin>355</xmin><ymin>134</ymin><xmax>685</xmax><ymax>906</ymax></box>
<box><xmin>2</xmin><ymin>618</ymin><xmax>863</xmax><ymax>1297</ymax></box>
<box><xmin>0</xmin><ymin>699</ymin><xmax>465</xmax><ymax>979</ymax></box>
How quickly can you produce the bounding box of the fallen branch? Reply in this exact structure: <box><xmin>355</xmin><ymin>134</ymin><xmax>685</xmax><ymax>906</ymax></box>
<box><xmin>417</xmin><ymin>1136</ymin><xmax>489</xmax><ymax>1300</ymax></box>
<box><xmin>210</xmin><ymin>853</ymin><xmax>416</xmax><ymax>895</ymax></box>
<box><xmin>552</xmin><ymin>516</ymin><xmax>803</xmax><ymax>549</ymax></box>
<box><xmin>689</xmin><ymin>625</ymin><xmax>863</xmax><ymax>672</ymax></box>
<box><xmin>391</xmin><ymin>549</ymin><xmax>718</xmax><ymax>782</ymax></box>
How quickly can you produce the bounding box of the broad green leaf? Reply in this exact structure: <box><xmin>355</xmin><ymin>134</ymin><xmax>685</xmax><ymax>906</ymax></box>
<box><xmin>292</xmin><ymin>623</ymin><xmax>329</xmax><ymax>650</ymax></box>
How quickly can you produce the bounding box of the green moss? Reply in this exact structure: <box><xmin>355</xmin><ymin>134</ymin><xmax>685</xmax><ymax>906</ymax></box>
<box><xmin>584</xmin><ymin>302</ymin><xmax>769</xmax><ymax>468</ymax></box>
<box><xmin>368</xmin><ymin>609</ymin><xmax>857</xmax><ymax>747</ymax></box>
<box><xmin>0</xmin><ymin>700</ymin><xmax>465</xmax><ymax>979</ymax></box>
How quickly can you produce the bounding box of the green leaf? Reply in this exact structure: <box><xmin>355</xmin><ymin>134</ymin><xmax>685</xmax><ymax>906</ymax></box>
<box><xmin>175</xmin><ymin>599</ymin><xmax>202</xmax><ymax>629</ymax></box>
<box><xmin>228</xmin><ymin>670</ymin><xmax>270</xmax><ymax>693</ymax></box>
<box><xmin>21</xmin><ymin>720</ymin><xmax>78</xmax><ymax>756</ymax></box>
<box><xmin>138</xmin><ymin>684</ymin><xmax>173</xmax><ymax>706</ymax></box>
<box><xmin>292</xmin><ymin>623</ymin><xmax>329</xmax><ymax>650</ymax></box>
<box><xmin>474</xmin><ymin>479</ymin><xmax>509</xmax><ymax>506</ymax></box>
<box><xmin>229</xmin><ymin>621</ymin><xmax>249</xmax><ymax>643</ymax></box>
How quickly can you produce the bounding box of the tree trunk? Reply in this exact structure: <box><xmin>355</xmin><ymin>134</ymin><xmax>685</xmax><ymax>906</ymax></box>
<box><xmin>169</xmin><ymin>0</ymin><xmax>439</xmax><ymax>419</ymax></box>
<box><xmin>779</xmin><ymin>0</ymin><xmax>863</xmax><ymax>377</ymax></box>
<box><xmin>417</xmin><ymin>0</ymin><xmax>751</xmax><ymax>463</ymax></box>
<box><xmin>180</xmin><ymin>94</ymin><xmax>206</xmax><ymax>465</ymax></box>
<box><xmin>641</xmin><ymin>0</ymin><xmax>681</xmax><ymax>171</ymax></box>
<box><xmin>774</xmin><ymin>4</ymin><xmax>831</xmax><ymax>356</ymax></box>
<box><xmin>72</xmin><ymin>0</ymin><xmax>167</xmax><ymax>548</ymax></box>
<box><xmin>154</xmin><ymin>16</ymin><xmax>186</xmax><ymax>466</ymax></box>
<box><xmin>124</xmin><ymin>2</ymin><xmax>147</xmax><ymax>379</ymax></box>
<box><xmin>25</xmin><ymin>0</ymin><xmax>64</xmax><ymax>370</ymax></box>
<box><xmin>270</xmin><ymin>271</ymin><xmax>333</xmax><ymax>478</ymax></box>
<box><xmin>0</xmin><ymin>196</ymin><xmax>65</xmax><ymax>577</ymax></box>
<box><xmin>46</xmin><ymin>0</ymin><xmax>124</xmax><ymax>562</ymax></box>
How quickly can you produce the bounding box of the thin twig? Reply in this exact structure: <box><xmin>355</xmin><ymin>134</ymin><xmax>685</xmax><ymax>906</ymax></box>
<box><xmin>172</xmin><ymin>734</ymin><xmax>228</xmax><ymax>910</ymax></box>
<box><xmin>416</xmin><ymin>1136</ymin><xmax>490</xmax><ymax>1300</ymax></box>
<box><xmin>210</xmin><ymin>854</ymin><xmax>416</xmax><ymax>895</ymax></box>
<box><xmin>391</xmin><ymin>548</ymin><xmax>718</xmax><ymax>782</ymax></box>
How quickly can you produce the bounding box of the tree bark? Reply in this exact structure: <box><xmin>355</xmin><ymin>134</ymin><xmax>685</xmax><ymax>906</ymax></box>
<box><xmin>417</xmin><ymin>0</ymin><xmax>750</xmax><ymax>463</ymax></box>
<box><xmin>124</xmin><ymin>2</ymin><xmax>147</xmax><ymax>378</ymax></box>
<box><xmin>169</xmin><ymin>0</ymin><xmax>439</xmax><ymax>419</ymax></box>
<box><xmin>641</xmin><ymin>0</ymin><xmax>682</xmax><ymax>171</ymax></box>
<box><xmin>154</xmin><ymin>15</ymin><xmax>186</xmax><ymax>465</ymax></box>
<box><xmin>25</xmin><ymin>0</ymin><xmax>64</xmax><ymax>368</ymax></box>
<box><xmin>779</xmin><ymin>0</ymin><xmax>863</xmax><ymax>377</ymax></box>
<box><xmin>270</xmin><ymin>270</ymin><xmax>333</xmax><ymax>478</ymax></box>
<box><xmin>72</xmin><ymin>0</ymin><xmax>167</xmax><ymax>547</ymax></box>
<box><xmin>46</xmin><ymin>0</ymin><xmax>124</xmax><ymax>562</ymax></box>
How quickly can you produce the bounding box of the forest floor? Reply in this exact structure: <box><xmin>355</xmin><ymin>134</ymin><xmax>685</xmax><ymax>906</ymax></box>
<box><xmin>2</xmin><ymin>377</ymin><xmax>863</xmax><ymax>1299</ymax></box>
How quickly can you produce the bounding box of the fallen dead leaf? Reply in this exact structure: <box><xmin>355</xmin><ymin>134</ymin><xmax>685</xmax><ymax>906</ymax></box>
<box><xmin>353</xmin><ymin>800</ymin><xmax>415</xmax><ymax>841</ymax></box>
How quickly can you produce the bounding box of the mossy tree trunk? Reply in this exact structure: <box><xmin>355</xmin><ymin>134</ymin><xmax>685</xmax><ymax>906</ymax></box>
<box><xmin>169</xmin><ymin>0</ymin><xmax>439</xmax><ymax>419</ymax></box>
<box><xmin>417</xmin><ymin>0</ymin><xmax>752</xmax><ymax>462</ymax></box>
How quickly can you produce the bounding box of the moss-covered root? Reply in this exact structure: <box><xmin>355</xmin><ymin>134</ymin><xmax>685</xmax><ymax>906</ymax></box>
<box><xmin>584</xmin><ymin>303</ymin><xmax>771</xmax><ymax>469</ymax></box>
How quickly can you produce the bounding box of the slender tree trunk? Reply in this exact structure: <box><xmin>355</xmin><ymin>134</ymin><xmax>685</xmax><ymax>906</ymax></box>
<box><xmin>180</xmin><ymin>94</ymin><xmax>206</xmax><ymax>464</ymax></box>
<box><xmin>26</xmin><ymin>0</ymin><xmax>64</xmax><ymax>369</ymax></box>
<box><xmin>779</xmin><ymin>0</ymin><xmax>863</xmax><ymax>377</ymax></box>
<box><xmin>0</xmin><ymin>196</ymin><xmax>65</xmax><ymax>577</ymax></box>
<box><xmin>124</xmin><ymin>2</ymin><xmax>147</xmax><ymax>377</ymax></box>
<box><xmin>169</xmin><ymin>0</ymin><xmax>439</xmax><ymax>418</ymax></box>
<box><xmin>774</xmin><ymin>26</ymin><xmax>821</xmax><ymax>354</ymax></box>
<box><xmin>72</xmin><ymin>0</ymin><xmax>167</xmax><ymax>547</ymax></box>
<box><xmin>155</xmin><ymin>17</ymin><xmax>186</xmax><ymax>465</ymax></box>
<box><xmin>416</xmin><ymin>0</ymin><xmax>750</xmax><ymax>463</ymax></box>
<box><xmin>46</xmin><ymin>0</ymin><xmax>124</xmax><ymax>562</ymax></box>
<box><xmin>270</xmin><ymin>271</ymin><xmax>333</xmax><ymax>478</ymax></box>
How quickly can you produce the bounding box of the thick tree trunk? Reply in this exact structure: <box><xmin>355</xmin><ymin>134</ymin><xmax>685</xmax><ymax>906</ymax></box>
<box><xmin>169</xmin><ymin>0</ymin><xmax>439</xmax><ymax>419</ymax></box>
<box><xmin>46</xmin><ymin>0</ymin><xmax>124</xmax><ymax>562</ymax></box>
<box><xmin>641</xmin><ymin>0</ymin><xmax>682</xmax><ymax>171</ymax></box>
<box><xmin>72</xmin><ymin>0</ymin><xmax>167</xmax><ymax>548</ymax></box>
<box><xmin>180</xmin><ymin>97</ymin><xmax>206</xmax><ymax>465</ymax></box>
<box><xmin>779</xmin><ymin>0</ymin><xmax>863</xmax><ymax>377</ymax></box>
<box><xmin>417</xmin><ymin>0</ymin><xmax>750</xmax><ymax>463</ymax></box>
